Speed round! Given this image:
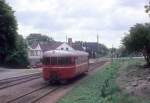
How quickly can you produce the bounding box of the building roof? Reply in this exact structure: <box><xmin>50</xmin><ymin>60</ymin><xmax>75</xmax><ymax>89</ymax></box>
<box><xmin>40</xmin><ymin>42</ymin><xmax>62</xmax><ymax>51</ymax></box>
<box><xmin>30</xmin><ymin>42</ymin><xmax>62</xmax><ymax>51</ymax></box>
<box><xmin>30</xmin><ymin>42</ymin><xmax>39</xmax><ymax>49</ymax></box>
<box><xmin>72</xmin><ymin>43</ymin><xmax>84</xmax><ymax>51</ymax></box>
<box><xmin>71</xmin><ymin>42</ymin><xmax>99</xmax><ymax>52</ymax></box>
<box><xmin>85</xmin><ymin>42</ymin><xmax>98</xmax><ymax>51</ymax></box>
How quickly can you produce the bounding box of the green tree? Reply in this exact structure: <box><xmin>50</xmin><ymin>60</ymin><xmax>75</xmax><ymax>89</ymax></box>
<box><xmin>98</xmin><ymin>44</ymin><xmax>109</xmax><ymax>56</ymax></box>
<box><xmin>145</xmin><ymin>1</ymin><xmax>150</xmax><ymax>16</ymax></box>
<box><xmin>0</xmin><ymin>0</ymin><xmax>29</xmax><ymax>68</ymax></box>
<box><xmin>26</xmin><ymin>33</ymin><xmax>54</xmax><ymax>45</ymax></box>
<box><xmin>6</xmin><ymin>35</ymin><xmax>29</xmax><ymax>68</ymax></box>
<box><xmin>122</xmin><ymin>23</ymin><xmax>150</xmax><ymax>65</ymax></box>
<box><xmin>0</xmin><ymin>0</ymin><xmax>17</xmax><ymax>65</ymax></box>
<box><xmin>117</xmin><ymin>46</ymin><xmax>129</xmax><ymax>57</ymax></box>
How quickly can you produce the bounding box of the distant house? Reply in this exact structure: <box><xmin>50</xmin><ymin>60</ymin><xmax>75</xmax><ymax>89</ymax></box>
<box><xmin>28</xmin><ymin>42</ymin><xmax>75</xmax><ymax>65</ymax></box>
<box><xmin>28</xmin><ymin>43</ymin><xmax>43</xmax><ymax>65</ymax></box>
<box><xmin>72</xmin><ymin>42</ymin><xmax>85</xmax><ymax>51</ymax></box>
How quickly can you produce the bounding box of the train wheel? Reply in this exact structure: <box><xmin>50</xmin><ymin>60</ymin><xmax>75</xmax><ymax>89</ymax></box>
<box><xmin>60</xmin><ymin>80</ymin><xmax>68</xmax><ymax>85</ymax></box>
<box><xmin>48</xmin><ymin>74</ymin><xmax>60</xmax><ymax>85</ymax></box>
<box><xmin>49</xmin><ymin>80</ymin><xmax>60</xmax><ymax>85</ymax></box>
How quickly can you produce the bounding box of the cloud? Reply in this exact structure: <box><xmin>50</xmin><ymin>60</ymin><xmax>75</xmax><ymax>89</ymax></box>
<box><xmin>6</xmin><ymin>0</ymin><xmax>149</xmax><ymax>48</ymax></box>
<box><xmin>119</xmin><ymin>0</ymin><xmax>148</xmax><ymax>7</ymax></box>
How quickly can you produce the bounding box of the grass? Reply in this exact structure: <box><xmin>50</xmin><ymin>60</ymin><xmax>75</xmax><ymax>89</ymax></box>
<box><xmin>58</xmin><ymin>59</ymin><xmax>150</xmax><ymax>103</ymax></box>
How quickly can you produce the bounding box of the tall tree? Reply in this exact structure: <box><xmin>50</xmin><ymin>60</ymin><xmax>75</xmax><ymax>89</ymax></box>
<box><xmin>0</xmin><ymin>0</ymin><xmax>17</xmax><ymax>65</ymax></box>
<box><xmin>117</xmin><ymin>46</ymin><xmax>129</xmax><ymax>57</ymax></box>
<box><xmin>26</xmin><ymin>33</ymin><xmax>54</xmax><ymax>45</ymax></box>
<box><xmin>145</xmin><ymin>1</ymin><xmax>150</xmax><ymax>16</ymax></box>
<box><xmin>0</xmin><ymin>0</ymin><xmax>29</xmax><ymax>67</ymax></box>
<box><xmin>6</xmin><ymin>35</ymin><xmax>29</xmax><ymax>67</ymax></box>
<box><xmin>122</xmin><ymin>23</ymin><xmax>150</xmax><ymax>65</ymax></box>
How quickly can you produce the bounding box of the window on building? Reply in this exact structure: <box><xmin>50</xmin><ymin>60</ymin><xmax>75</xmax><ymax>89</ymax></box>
<box><xmin>39</xmin><ymin>51</ymin><xmax>42</xmax><ymax>56</ymax></box>
<box><xmin>36</xmin><ymin>51</ymin><xmax>38</xmax><ymax>56</ymax></box>
<box><xmin>30</xmin><ymin>51</ymin><xmax>33</xmax><ymax>56</ymax></box>
<box><xmin>33</xmin><ymin>51</ymin><xmax>36</xmax><ymax>56</ymax></box>
<box><xmin>66</xmin><ymin>48</ymin><xmax>69</xmax><ymax>50</ymax></box>
<box><xmin>61</xmin><ymin>48</ymin><xmax>64</xmax><ymax>50</ymax></box>
<box><xmin>38</xmin><ymin>51</ymin><xmax>40</xmax><ymax>56</ymax></box>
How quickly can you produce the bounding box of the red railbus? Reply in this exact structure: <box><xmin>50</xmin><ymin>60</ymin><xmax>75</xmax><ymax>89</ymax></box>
<box><xmin>42</xmin><ymin>50</ymin><xmax>89</xmax><ymax>83</ymax></box>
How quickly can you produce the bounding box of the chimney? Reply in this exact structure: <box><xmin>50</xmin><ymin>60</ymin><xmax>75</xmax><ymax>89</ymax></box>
<box><xmin>68</xmin><ymin>38</ymin><xmax>72</xmax><ymax>46</ymax></box>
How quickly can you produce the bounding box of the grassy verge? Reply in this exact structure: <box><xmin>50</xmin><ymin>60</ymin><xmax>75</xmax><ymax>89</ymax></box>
<box><xmin>58</xmin><ymin>60</ymin><xmax>150</xmax><ymax>103</ymax></box>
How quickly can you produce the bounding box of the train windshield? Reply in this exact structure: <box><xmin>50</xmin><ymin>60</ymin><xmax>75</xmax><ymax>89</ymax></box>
<box><xmin>42</xmin><ymin>57</ymin><xmax>75</xmax><ymax>65</ymax></box>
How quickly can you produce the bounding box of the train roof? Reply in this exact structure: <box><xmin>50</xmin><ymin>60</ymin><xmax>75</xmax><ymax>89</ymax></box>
<box><xmin>43</xmin><ymin>50</ymin><xmax>89</xmax><ymax>57</ymax></box>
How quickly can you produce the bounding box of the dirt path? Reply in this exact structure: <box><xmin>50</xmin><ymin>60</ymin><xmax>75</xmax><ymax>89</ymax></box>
<box><xmin>36</xmin><ymin>62</ymin><xmax>110</xmax><ymax>103</ymax></box>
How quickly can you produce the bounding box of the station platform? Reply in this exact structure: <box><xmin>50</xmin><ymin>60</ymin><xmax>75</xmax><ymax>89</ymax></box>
<box><xmin>0</xmin><ymin>67</ymin><xmax>42</xmax><ymax>80</ymax></box>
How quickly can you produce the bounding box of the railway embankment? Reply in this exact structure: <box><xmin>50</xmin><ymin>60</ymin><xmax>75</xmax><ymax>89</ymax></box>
<box><xmin>58</xmin><ymin>59</ymin><xmax>150</xmax><ymax>103</ymax></box>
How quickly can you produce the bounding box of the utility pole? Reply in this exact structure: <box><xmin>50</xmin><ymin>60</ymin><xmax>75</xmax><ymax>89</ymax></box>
<box><xmin>97</xmin><ymin>34</ymin><xmax>99</xmax><ymax>59</ymax></box>
<box><xmin>97</xmin><ymin>34</ymin><xmax>99</xmax><ymax>44</ymax></box>
<box><xmin>111</xmin><ymin>44</ymin><xmax>114</xmax><ymax>62</ymax></box>
<box><xmin>66</xmin><ymin>35</ymin><xmax>68</xmax><ymax>43</ymax></box>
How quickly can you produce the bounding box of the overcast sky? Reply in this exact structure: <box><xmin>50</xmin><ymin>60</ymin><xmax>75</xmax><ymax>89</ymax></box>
<box><xmin>6</xmin><ymin>0</ymin><xmax>149</xmax><ymax>48</ymax></box>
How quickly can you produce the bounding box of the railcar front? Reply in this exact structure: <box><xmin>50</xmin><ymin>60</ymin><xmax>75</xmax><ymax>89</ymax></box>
<box><xmin>42</xmin><ymin>50</ymin><xmax>76</xmax><ymax>82</ymax></box>
<box><xmin>42</xmin><ymin>50</ymin><xmax>89</xmax><ymax>83</ymax></box>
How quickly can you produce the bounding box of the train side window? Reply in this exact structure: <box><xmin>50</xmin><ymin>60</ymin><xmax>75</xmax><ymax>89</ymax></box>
<box><xmin>64</xmin><ymin>57</ymin><xmax>69</xmax><ymax>65</ymax></box>
<box><xmin>63</xmin><ymin>57</ymin><xmax>67</xmax><ymax>65</ymax></box>
<box><xmin>43</xmin><ymin>57</ymin><xmax>50</xmax><ymax>65</ymax></box>
<box><xmin>57</xmin><ymin>57</ymin><xmax>61</xmax><ymax>65</ymax></box>
<box><xmin>83</xmin><ymin>56</ymin><xmax>85</xmax><ymax>62</ymax></box>
<box><xmin>79</xmin><ymin>56</ymin><xmax>82</xmax><ymax>63</ymax></box>
<box><xmin>58</xmin><ymin>57</ymin><xmax>63</xmax><ymax>65</ymax></box>
<box><xmin>61</xmin><ymin>57</ymin><xmax>72</xmax><ymax>65</ymax></box>
<box><xmin>71</xmin><ymin>57</ymin><xmax>75</xmax><ymax>64</ymax></box>
<box><xmin>75</xmin><ymin>57</ymin><xmax>79</xmax><ymax>64</ymax></box>
<box><xmin>80</xmin><ymin>57</ymin><xmax>82</xmax><ymax>63</ymax></box>
<box><xmin>57</xmin><ymin>57</ymin><xmax>75</xmax><ymax>65</ymax></box>
<box><xmin>68</xmin><ymin>57</ymin><xmax>72</xmax><ymax>64</ymax></box>
<box><xmin>51</xmin><ymin>57</ymin><xmax>57</xmax><ymax>65</ymax></box>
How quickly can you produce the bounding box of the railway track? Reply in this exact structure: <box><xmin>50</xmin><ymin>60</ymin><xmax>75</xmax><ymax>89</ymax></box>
<box><xmin>5</xmin><ymin>61</ymin><xmax>107</xmax><ymax>103</ymax></box>
<box><xmin>0</xmin><ymin>73</ymin><xmax>41</xmax><ymax>90</ymax></box>
<box><xmin>89</xmin><ymin>61</ymin><xmax>106</xmax><ymax>71</ymax></box>
<box><xmin>7</xmin><ymin>85</ymin><xmax>59</xmax><ymax>103</ymax></box>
